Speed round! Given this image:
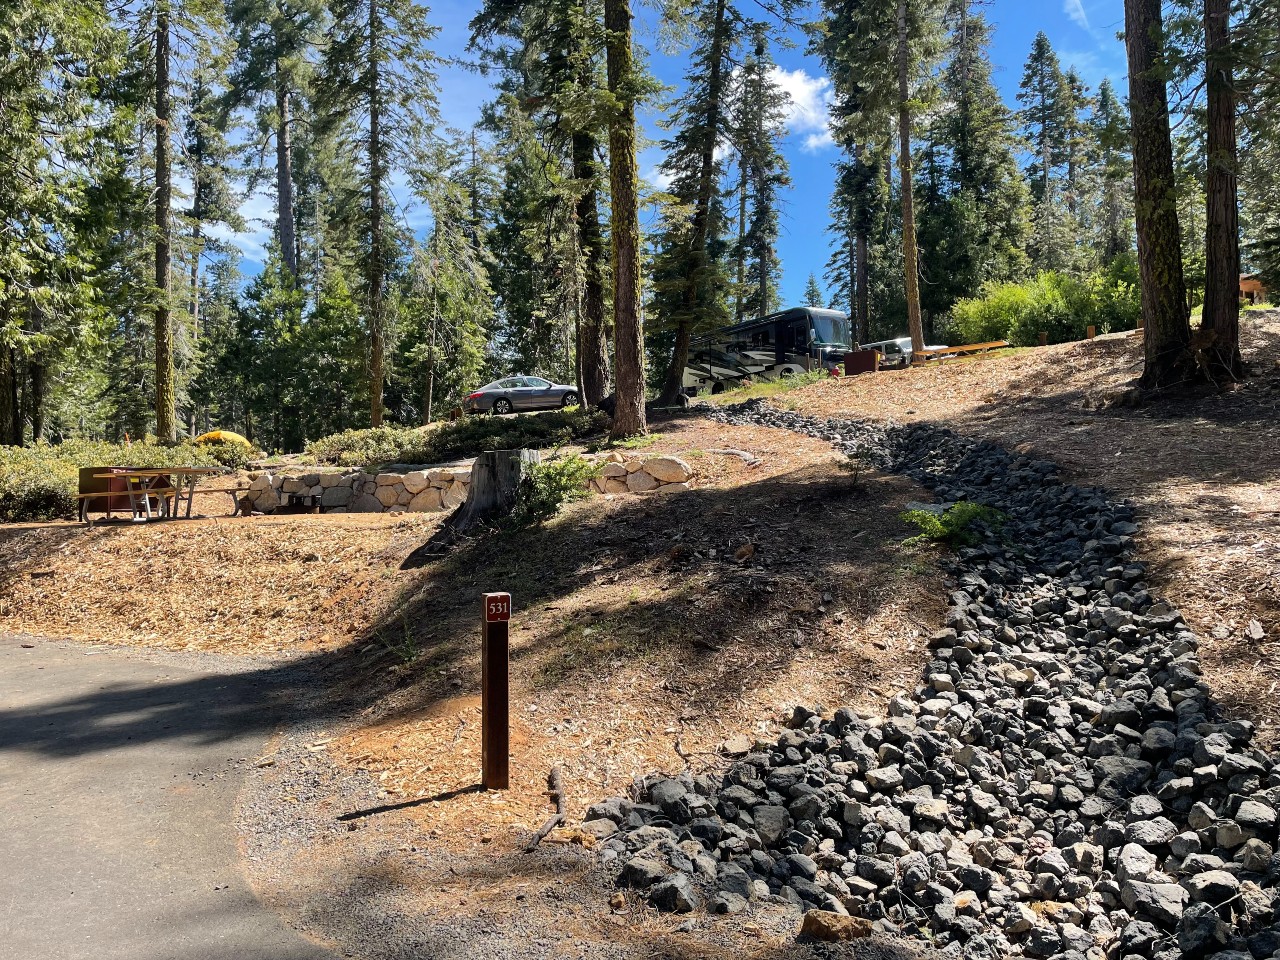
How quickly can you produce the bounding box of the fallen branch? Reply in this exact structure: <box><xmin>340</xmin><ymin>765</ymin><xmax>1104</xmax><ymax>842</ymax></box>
<box><xmin>705</xmin><ymin>448</ymin><xmax>763</xmax><ymax>467</ymax></box>
<box><xmin>523</xmin><ymin>766</ymin><xmax>566</xmax><ymax>852</ymax></box>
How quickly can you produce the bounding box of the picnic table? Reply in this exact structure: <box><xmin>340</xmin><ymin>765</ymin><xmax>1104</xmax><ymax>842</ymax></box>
<box><xmin>78</xmin><ymin>466</ymin><xmax>222</xmax><ymax>523</ymax></box>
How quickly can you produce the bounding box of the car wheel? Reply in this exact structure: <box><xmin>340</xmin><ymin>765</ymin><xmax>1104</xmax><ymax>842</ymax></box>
<box><xmin>710</xmin><ymin>382</ymin><xmax>725</xmax><ymax>395</ymax></box>
<box><xmin>493</xmin><ymin>398</ymin><xmax>513</xmax><ymax>415</ymax></box>
<box><xmin>561</xmin><ymin>392</ymin><xmax>579</xmax><ymax>408</ymax></box>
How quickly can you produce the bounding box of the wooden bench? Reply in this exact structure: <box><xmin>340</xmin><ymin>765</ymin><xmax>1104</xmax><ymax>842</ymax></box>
<box><xmin>189</xmin><ymin>485</ymin><xmax>249</xmax><ymax>516</ymax></box>
<box><xmin>77</xmin><ymin>487</ymin><xmax>178</xmax><ymax>524</ymax></box>
<box><xmin>912</xmin><ymin>340</ymin><xmax>1011</xmax><ymax>365</ymax></box>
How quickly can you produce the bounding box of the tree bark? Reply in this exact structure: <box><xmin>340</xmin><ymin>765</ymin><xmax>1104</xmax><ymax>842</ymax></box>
<box><xmin>27</xmin><ymin>304</ymin><xmax>44</xmax><ymax>443</ymax></box>
<box><xmin>897</xmin><ymin>0</ymin><xmax>924</xmax><ymax>353</ymax></box>
<box><xmin>367</xmin><ymin>0</ymin><xmax>386</xmax><ymax>427</ymax></box>
<box><xmin>572</xmin><ymin>130</ymin><xmax>610</xmax><ymax>407</ymax></box>
<box><xmin>657</xmin><ymin>0</ymin><xmax>728</xmax><ymax>405</ymax></box>
<box><xmin>447</xmin><ymin>449</ymin><xmax>541</xmax><ymax>533</ymax></box>
<box><xmin>854</xmin><ymin>160</ymin><xmax>869</xmax><ymax>344</ymax></box>
<box><xmin>154</xmin><ymin>1</ymin><xmax>176</xmax><ymax>441</ymax></box>
<box><xmin>276</xmin><ymin>76</ymin><xmax>298</xmax><ymax>279</ymax></box>
<box><xmin>1201</xmin><ymin>0</ymin><xmax>1244</xmax><ymax>381</ymax></box>
<box><xmin>605</xmin><ymin>0</ymin><xmax>647</xmax><ymax>439</ymax></box>
<box><xmin>0</xmin><ymin>345</ymin><xmax>14</xmax><ymax>445</ymax></box>
<box><xmin>1124</xmin><ymin>0</ymin><xmax>1192</xmax><ymax>390</ymax></box>
<box><xmin>736</xmin><ymin>157</ymin><xmax>747</xmax><ymax>323</ymax></box>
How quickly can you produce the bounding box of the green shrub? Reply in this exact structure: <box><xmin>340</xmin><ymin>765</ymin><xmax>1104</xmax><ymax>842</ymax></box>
<box><xmin>901</xmin><ymin>501</ymin><xmax>1005</xmax><ymax>548</ymax></box>
<box><xmin>305</xmin><ymin>409</ymin><xmax>610</xmax><ymax>468</ymax></box>
<box><xmin>508</xmin><ymin>455</ymin><xmax>601</xmax><ymax>528</ymax></box>
<box><xmin>0</xmin><ymin>439</ymin><xmax>241</xmax><ymax>523</ymax></box>
<box><xmin>947</xmin><ymin>265</ymin><xmax>1140</xmax><ymax>347</ymax></box>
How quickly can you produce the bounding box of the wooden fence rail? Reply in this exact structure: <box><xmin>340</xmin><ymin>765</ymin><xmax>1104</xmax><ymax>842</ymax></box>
<box><xmin>911</xmin><ymin>340</ymin><xmax>1011</xmax><ymax>365</ymax></box>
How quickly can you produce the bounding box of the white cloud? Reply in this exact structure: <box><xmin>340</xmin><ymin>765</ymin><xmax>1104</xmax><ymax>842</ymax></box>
<box><xmin>211</xmin><ymin>184</ymin><xmax>275</xmax><ymax>266</ymax></box>
<box><xmin>1064</xmin><ymin>0</ymin><xmax>1090</xmax><ymax>30</ymax></box>
<box><xmin>643</xmin><ymin>165</ymin><xmax>675</xmax><ymax>192</ymax></box>
<box><xmin>768</xmin><ymin>66</ymin><xmax>835</xmax><ymax>152</ymax></box>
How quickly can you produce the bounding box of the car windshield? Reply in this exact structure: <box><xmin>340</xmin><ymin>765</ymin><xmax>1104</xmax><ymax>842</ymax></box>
<box><xmin>810</xmin><ymin>311</ymin><xmax>852</xmax><ymax>348</ymax></box>
<box><xmin>526</xmin><ymin>377</ymin><xmax>551</xmax><ymax>388</ymax></box>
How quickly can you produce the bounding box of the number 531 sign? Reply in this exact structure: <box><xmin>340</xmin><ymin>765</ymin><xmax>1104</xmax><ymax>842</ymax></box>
<box><xmin>484</xmin><ymin>592</ymin><xmax>511</xmax><ymax>622</ymax></box>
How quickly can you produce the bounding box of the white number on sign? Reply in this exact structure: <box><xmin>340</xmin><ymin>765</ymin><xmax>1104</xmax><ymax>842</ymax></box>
<box><xmin>486</xmin><ymin>596</ymin><xmax>510</xmax><ymax>621</ymax></box>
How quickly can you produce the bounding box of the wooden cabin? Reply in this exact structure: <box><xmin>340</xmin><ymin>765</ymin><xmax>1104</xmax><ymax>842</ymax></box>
<box><xmin>1241</xmin><ymin>274</ymin><xmax>1268</xmax><ymax>305</ymax></box>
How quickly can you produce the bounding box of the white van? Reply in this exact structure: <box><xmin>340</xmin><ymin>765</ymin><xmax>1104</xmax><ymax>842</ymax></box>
<box><xmin>861</xmin><ymin>337</ymin><xmax>948</xmax><ymax>368</ymax></box>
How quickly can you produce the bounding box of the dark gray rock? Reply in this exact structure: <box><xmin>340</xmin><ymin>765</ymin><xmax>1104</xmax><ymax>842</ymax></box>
<box><xmin>752</xmin><ymin>805</ymin><xmax>792</xmax><ymax>846</ymax></box>
<box><xmin>650</xmin><ymin>873</ymin><xmax>699</xmax><ymax>912</ymax></box>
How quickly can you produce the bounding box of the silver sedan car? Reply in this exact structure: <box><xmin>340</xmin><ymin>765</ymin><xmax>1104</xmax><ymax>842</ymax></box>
<box><xmin>465</xmin><ymin>376</ymin><xmax>580</xmax><ymax>415</ymax></box>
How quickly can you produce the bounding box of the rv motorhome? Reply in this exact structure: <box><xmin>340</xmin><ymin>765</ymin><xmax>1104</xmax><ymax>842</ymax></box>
<box><xmin>683</xmin><ymin>307</ymin><xmax>853</xmax><ymax>395</ymax></box>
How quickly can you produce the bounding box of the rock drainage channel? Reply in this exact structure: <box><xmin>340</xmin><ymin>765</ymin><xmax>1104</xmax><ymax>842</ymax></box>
<box><xmin>580</xmin><ymin>399</ymin><xmax>1280</xmax><ymax>960</ymax></box>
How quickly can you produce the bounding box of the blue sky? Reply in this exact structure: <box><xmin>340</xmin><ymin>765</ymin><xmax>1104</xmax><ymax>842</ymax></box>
<box><xmin>222</xmin><ymin>0</ymin><xmax>1129</xmax><ymax>309</ymax></box>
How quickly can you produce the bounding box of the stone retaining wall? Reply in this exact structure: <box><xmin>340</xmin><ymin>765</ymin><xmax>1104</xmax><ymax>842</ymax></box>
<box><xmin>241</xmin><ymin>464</ymin><xmax>473</xmax><ymax>514</ymax></box>
<box><xmin>240</xmin><ymin>452</ymin><xmax>696</xmax><ymax>515</ymax></box>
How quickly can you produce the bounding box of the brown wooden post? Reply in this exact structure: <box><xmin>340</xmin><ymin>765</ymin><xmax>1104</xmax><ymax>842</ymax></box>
<box><xmin>1087</xmin><ymin>325</ymin><xmax>1096</xmax><ymax>339</ymax></box>
<box><xmin>1038</xmin><ymin>331</ymin><xmax>1048</xmax><ymax>347</ymax></box>
<box><xmin>481</xmin><ymin>592</ymin><xmax>511</xmax><ymax>789</ymax></box>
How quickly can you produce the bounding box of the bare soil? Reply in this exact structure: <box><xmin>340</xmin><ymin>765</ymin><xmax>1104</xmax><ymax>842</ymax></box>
<box><xmin>779</xmin><ymin>310</ymin><xmax>1280</xmax><ymax>743</ymax></box>
<box><xmin>0</xmin><ymin>415</ymin><xmax>945</xmax><ymax>954</ymax></box>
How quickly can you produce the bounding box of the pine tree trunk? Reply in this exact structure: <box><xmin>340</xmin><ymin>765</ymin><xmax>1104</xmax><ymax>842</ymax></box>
<box><xmin>154</xmin><ymin>2</ymin><xmax>176</xmax><ymax>441</ymax></box>
<box><xmin>189</xmin><ymin>235</ymin><xmax>200</xmax><ymax>340</ymax></box>
<box><xmin>1125</xmin><ymin>0</ymin><xmax>1192</xmax><ymax>390</ymax></box>
<box><xmin>897</xmin><ymin>0</ymin><xmax>924</xmax><ymax>353</ymax></box>
<box><xmin>657</xmin><ymin>0</ymin><xmax>727</xmax><ymax>405</ymax></box>
<box><xmin>736</xmin><ymin>160</ymin><xmax>747</xmax><ymax>323</ymax></box>
<box><xmin>852</xmin><ymin>148</ymin><xmax>870</xmax><ymax>344</ymax></box>
<box><xmin>572</xmin><ymin>130</ymin><xmax>610</xmax><ymax>407</ymax></box>
<box><xmin>27</xmin><ymin>304</ymin><xmax>45</xmax><ymax>442</ymax></box>
<box><xmin>276</xmin><ymin>77</ymin><xmax>298</xmax><ymax>279</ymax></box>
<box><xmin>1201</xmin><ymin>0</ymin><xmax>1243</xmax><ymax>381</ymax></box>
<box><xmin>367</xmin><ymin>0</ymin><xmax>386</xmax><ymax>427</ymax></box>
<box><xmin>0</xmin><ymin>342</ymin><xmax>17</xmax><ymax>446</ymax></box>
<box><xmin>605</xmin><ymin>0</ymin><xmax>647</xmax><ymax>439</ymax></box>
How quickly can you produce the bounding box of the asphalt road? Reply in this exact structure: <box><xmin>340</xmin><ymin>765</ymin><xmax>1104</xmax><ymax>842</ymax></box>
<box><xmin>0</xmin><ymin>636</ymin><xmax>336</xmax><ymax>960</ymax></box>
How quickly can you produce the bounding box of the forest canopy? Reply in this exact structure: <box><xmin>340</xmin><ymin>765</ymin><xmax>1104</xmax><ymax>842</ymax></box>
<box><xmin>1</xmin><ymin>0</ymin><xmax>1271</xmax><ymax>451</ymax></box>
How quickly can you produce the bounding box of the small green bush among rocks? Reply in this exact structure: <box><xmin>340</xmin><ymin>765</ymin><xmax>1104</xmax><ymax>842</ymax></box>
<box><xmin>901</xmin><ymin>501</ymin><xmax>1005</xmax><ymax>548</ymax></box>
<box><xmin>0</xmin><ymin>439</ymin><xmax>251</xmax><ymax>523</ymax></box>
<box><xmin>305</xmin><ymin>409</ymin><xmax>609</xmax><ymax>468</ymax></box>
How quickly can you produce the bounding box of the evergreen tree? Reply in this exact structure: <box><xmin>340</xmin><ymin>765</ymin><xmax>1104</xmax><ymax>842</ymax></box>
<box><xmin>318</xmin><ymin>0</ymin><xmax>441</xmax><ymax>426</ymax></box>
<box><xmin>803</xmin><ymin>273</ymin><xmax>825</xmax><ymax>308</ymax></box>
<box><xmin>730</xmin><ymin>27</ymin><xmax>790</xmax><ymax>320</ymax></box>
<box><xmin>0</xmin><ymin>0</ymin><xmax>126</xmax><ymax>443</ymax></box>
<box><xmin>817</xmin><ymin>0</ymin><xmax>942</xmax><ymax>352</ymax></box>
<box><xmin>484</xmin><ymin>96</ymin><xmax>577</xmax><ymax>382</ymax></box>
<box><xmin>1200</xmin><ymin>0</ymin><xmax>1243</xmax><ymax>380</ymax></box>
<box><xmin>470</xmin><ymin>0</ymin><xmax>613</xmax><ymax>406</ymax></box>
<box><xmin>1238</xmin><ymin>0</ymin><xmax>1280</xmax><ymax>290</ymax></box>
<box><xmin>226</xmin><ymin>0</ymin><xmax>325</xmax><ymax>280</ymax></box>
<box><xmin>1124</xmin><ymin>0</ymin><xmax>1192</xmax><ymax>389</ymax></box>
<box><xmin>181</xmin><ymin>63</ymin><xmax>244</xmax><ymax>433</ymax></box>
<box><xmin>916</xmin><ymin>0</ymin><xmax>1029</xmax><ymax>313</ymax></box>
<box><xmin>1017</xmin><ymin>32</ymin><xmax>1071</xmax><ymax>204</ymax></box>
<box><xmin>1091</xmin><ymin>79</ymin><xmax>1134</xmax><ymax>263</ymax></box>
<box><xmin>605</xmin><ymin>0</ymin><xmax>646</xmax><ymax>437</ymax></box>
<box><xmin>651</xmin><ymin>0</ymin><xmax>740</xmax><ymax>404</ymax></box>
<box><xmin>824</xmin><ymin>146</ymin><xmax>886</xmax><ymax>343</ymax></box>
<box><xmin>1017</xmin><ymin>33</ymin><xmax>1087</xmax><ymax>273</ymax></box>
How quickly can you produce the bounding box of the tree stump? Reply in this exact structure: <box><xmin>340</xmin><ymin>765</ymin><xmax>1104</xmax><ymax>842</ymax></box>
<box><xmin>446</xmin><ymin>449</ymin><xmax>541</xmax><ymax>534</ymax></box>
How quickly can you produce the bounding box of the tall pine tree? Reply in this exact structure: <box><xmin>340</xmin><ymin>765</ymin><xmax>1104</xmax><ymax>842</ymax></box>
<box><xmin>318</xmin><ymin>0</ymin><xmax>440</xmax><ymax>426</ymax></box>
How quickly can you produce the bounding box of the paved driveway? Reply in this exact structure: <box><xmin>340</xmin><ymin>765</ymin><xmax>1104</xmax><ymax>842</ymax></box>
<box><xmin>0</xmin><ymin>636</ymin><xmax>336</xmax><ymax>960</ymax></box>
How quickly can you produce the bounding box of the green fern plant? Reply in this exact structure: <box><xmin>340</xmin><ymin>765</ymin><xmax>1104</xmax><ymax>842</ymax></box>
<box><xmin>901</xmin><ymin>501</ymin><xmax>1005</xmax><ymax>548</ymax></box>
